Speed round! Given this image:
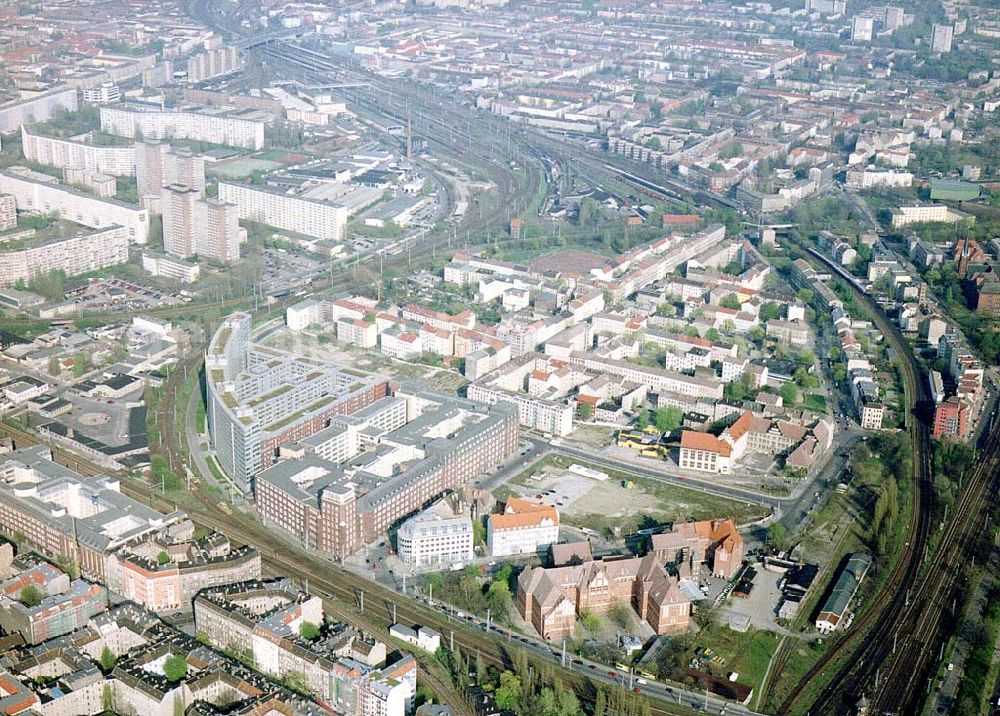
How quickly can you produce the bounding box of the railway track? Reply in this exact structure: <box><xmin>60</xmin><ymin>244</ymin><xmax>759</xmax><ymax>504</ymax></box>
<box><xmin>773</xmin><ymin>244</ymin><xmax>1000</xmax><ymax>715</ymax></box>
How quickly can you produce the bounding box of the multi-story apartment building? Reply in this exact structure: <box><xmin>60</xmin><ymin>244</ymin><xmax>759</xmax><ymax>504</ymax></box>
<box><xmin>931</xmin><ymin>23</ymin><xmax>954</xmax><ymax>53</ymax></box>
<box><xmin>765</xmin><ymin>319</ymin><xmax>809</xmax><ymax>347</ymax></box>
<box><xmin>206</xmin><ymin>312</ymin><xmax>390</xmax><ymax>490</ymax></box>
<box><xmin>186</xmin><ymin>46</ymin><xmax>244</xmax><ymax>83</ymax></box>
<box><xmin>0</xmin><ymin>563</ymin><xmax>108</xmax><ymax>644</ymax></box>
<box><xmin>161</xmin><ymin>184</ymin><xmax>199</xmax><ymax>257</ymax></box>
<box><xmin>199</xmin><ymin>198</ymin><xmax>243</xmax><ymax>263</ymax></box>
<box><xmin>566</xmin><ymin>352</ymin><xmax>724</xmax><ymax>399</ymax></box>
<box><xmin>119</xmin><ymin>538</ymin><xmax>261</xmax><ymax>613</ymax></box>
<box><xmin>0</xmin><ymin>88</ymin><xmax>77</xmax><ymax>133</ymax></box>
<box><xmin>162</xmin><ymin>188</ymin><xmax>241</xmax><ymax>262</ymax></box>
<box><xmin>100</xmin><ymin>105</ymin><xmax>265</xmax><ymax>150</ymax></box>
<box><xmin>467</xmin><ymin>381</ymin><xmax>574</xmax><ymax>436</ymax></box>
<box><xmin>256</xmin><ymin>392</ymin><xmax>518</xmax><ymax>557</ymax></box>
<box><xmin>134</xmin><ymin>141</ymin><xmax>165</xmax><ymax>205</ymax></box>
<box><xmin>163</xmin><ymin>148</ymin><xmax>205</xmax><ymax>197</ymax></box>
<box><xmin>859</xmin><ymin>398</ymin><xmax>885</xmax><ymax>430</ymax></box>
<box><xmin>932</xmin><ymin>396</ymin><xmax>969</xmax><ymax>440</ymax></box>
<box><xmin>518</xmin><ymin>555</ymin><xmax>690</xmax><ymax>640</ymax></box>
<box><xmin>194</xmin><ymin>580</ymin><xmax>415</xmax><ymax>716</ymax></box>
<box><xmin>338</xmin><ymin>318</ymin><xmax>378</xmax><ymax>348</ymax></box>
<box><xmin>396</xmin><ymin>500</ymin><xmax>473</xmax><ymax>567</ymax></box>
<box><xmin>0</xmin><ymin>168</ymin><xmax>149</xmax><ymax>244</ymax></box>
<box><xmin>0</xmin><ymin>194</ymin><xmax>15</xmax><ymax>231</ymax></box>
<box><xmin>21</xmin><ymin>126</ymin><xmax>135</xmax><ymax>176</ymax></box>
<box><xmin>0</xmin><ymin>225</ymin><xmax>129</xmax><ymax>287</ymax></box>
<box><xmin>218</xmin><ymin>182</ymin><xmax>348</xmax><ymax>241</ymax></box>
<box><xmin>890</xmin><ymin>204</ymin><xmax>968</xmax><ymax>228</ymax></box>
<box><xmin>18</xmin><ymin>602</ymin><xmax>335</xmax><ymax>716</ymax></box>
<box><xmin>486</xmin><ymin>498</ymin><xmax>559</xmax><ymax>557</ymax></box>
<box><xmin>845</xmin><ymin>167</ymin><xmax>913</xmax><ymax>189</ymax></box>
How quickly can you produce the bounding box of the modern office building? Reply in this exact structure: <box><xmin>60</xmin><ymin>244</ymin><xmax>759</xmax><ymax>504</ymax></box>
<box><xmin>141</xmin><ymin>252</ymin><xmax>201</xmax><ymax>282</ymax></box>
<box><xmin>82</xmin><ymin>82</ymin><xmax>121</xmax><ymax>104</ymax></box>
<box><xmin>218</xmin><ymin>182</ymin><xmax>348</xmax><ymax>241</ymax></box>
<box><xmin>396</xmin><ymin>500</ymin><xmax>474</xmax><ymax>567</ymax></box>
<box><xmin>0</xmin><ymin>446</ymin><xmax>188</xmax><ymax>588</ymax></box>
<box><xmin>21</xmin><ymin>125</ymin><xmax>135</xmax><ymax>176</ymax></box>
<box><xmin>101</xmin><ymin>105</ymin><xmax>265</xmax><ymax>150</ymax></box>
<box><xmin>0</xmin><ymin>168</ymin><xmax>149</xmax><ymax>244</ymax></box>
<box><xmin>206</xmin><ymin>312</ymin><xmax>390</xmax><ymax>491</ymax></box>
<box><xmin>255</xmin><ymin>392</ymin><xmax>519</xmax><ymax>557</ymax></box>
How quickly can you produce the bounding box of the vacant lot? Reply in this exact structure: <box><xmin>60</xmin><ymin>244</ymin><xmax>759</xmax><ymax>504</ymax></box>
<box><xmin>509</xmin><ymin>455</ymin><xmax>770</xmax><ymax>537</ymax></box>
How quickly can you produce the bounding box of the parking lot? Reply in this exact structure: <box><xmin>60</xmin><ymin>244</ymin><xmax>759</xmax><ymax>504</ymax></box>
<box><xmin>262</xmin><ymin>247</ymin><xmax>326</xmax><ymax>293</ymax></box>
<box><xmin>721</xmin><ymin>567</ymin><xmax>786</xmax><ymax>632</ymax></box>
<box><xmin>63</xmin><ymin>278</ymin><xmax>180</xmax><ymax>314</ymax></box>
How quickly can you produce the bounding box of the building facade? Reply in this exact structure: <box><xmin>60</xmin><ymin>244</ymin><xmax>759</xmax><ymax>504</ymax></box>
<box><xmin>218</xmin><ymin>182</ymin><xmax>348</xmax><ymax>241</ymax></box>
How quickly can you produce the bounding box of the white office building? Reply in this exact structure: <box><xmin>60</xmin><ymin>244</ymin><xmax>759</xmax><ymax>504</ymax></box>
<box><xmin>396</xmin><ymin>501</ymin><xmax>474</xmax><ymax>567</ymax></box>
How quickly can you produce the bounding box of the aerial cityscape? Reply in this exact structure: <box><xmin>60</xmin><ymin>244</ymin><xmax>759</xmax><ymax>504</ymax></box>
<box><xmin>0</xmin><ymin>0</ymin><xmax>996</xmax><ymax>715</ymax></box>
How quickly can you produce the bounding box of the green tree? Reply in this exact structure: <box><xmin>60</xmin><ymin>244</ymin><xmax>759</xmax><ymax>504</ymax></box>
<box><xmin>156</xmin><ymin>551</ymin><xmax>171</xmax><ymax>565</ymax></box>
<box><xmin>655</xmin><ymin>406</ymin><xmax>683</xmax><ymax>433</ymax></box>
<box><xmin>472</xmin><ymin>517</ymin><xmax>486</xmax><ymax>548</ymax></box>
<box><xmin>282</xmin><ymin>670</ymin><xmax>311</xmax><ymax>695</ymax></box>
<box><xmin>609</xmin><ymin>601</ymin><xmax>632</xmax><ymax>629</ymax></box>
<box><xmin>760</xmin><ymin>302</ymin><xmax>782</xmax><ymax>322</ymax></box>
<box><xmin>495</xmin><ymin>671</ymin><xmax>522</xmax><ymax>710</ymax></box>
<box><xmin>299</xmin><ymin>621</ymin><xmax>321</xmax><ymax>640</ymax></box>
<box><xmin>580</xmin><ymin>609</ymin><xmax>602</xmax><ymax>631</ymax></box>
<box><xmin>720</xmin><ymin>294</ymin><xmax>741</xmax><ymax>310</ymax></box>
<box><xmin>779</xmin><ymin>382</ymin><xmax>799</xmax><ymax>405</ymax></box>
<box><xmin>99</xmin><ymin>645</ymin><xmax>117</xmax><ymax>673</ymax></box>
<box><xmin>72</xmin><ymin>353</ymin><xmax>90</xmax><ymax>378</ymax></box>
<box><xmin>19</xmin><ymin>584</ymin><xmax>43</xmax><ymax>607</ymax></box>
<box><xmin>705</xmin><ymin>327</ymin><xmax>721</xmax><ymax>342</ymax></box>
<box><xmin>578</xmin><ymin>402</ymin><xmax>593</xmax><ymax>421</ymax></box>
<box><xmin>767</xmin><ymin>522</ymin><xmax>787</xmax><ymax>548</ymax></box>
<box><xmin>163</xmin><ymin>654</ymin><xmax>188</xmax><ymax>682</ymax></box>
<box><xmin>47</xmin><ymin>356</ymin><xmax>61</xmax><ymax>376</ymax></box>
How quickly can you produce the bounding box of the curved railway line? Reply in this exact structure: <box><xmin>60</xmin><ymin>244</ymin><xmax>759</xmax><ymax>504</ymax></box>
<box><xmin>774</xmin><ymin>246</ymin><xmax>1000</xmax><ymax>715</ymax></box>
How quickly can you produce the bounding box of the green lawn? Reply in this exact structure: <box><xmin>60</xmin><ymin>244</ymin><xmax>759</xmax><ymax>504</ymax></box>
<box><xmin>803</xmin><ymin>394</ymin><xmax>828</xmax><ymax>413</ymax></box>
<box><xmin>684</xmin><ymin>625</ymin><xmax>781</xmax><ymax>699</ymax></box>
<box><xmin>763</xmin><ymin>638</ymin><xmax>829</xmax><ymax>712</ymax></box>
